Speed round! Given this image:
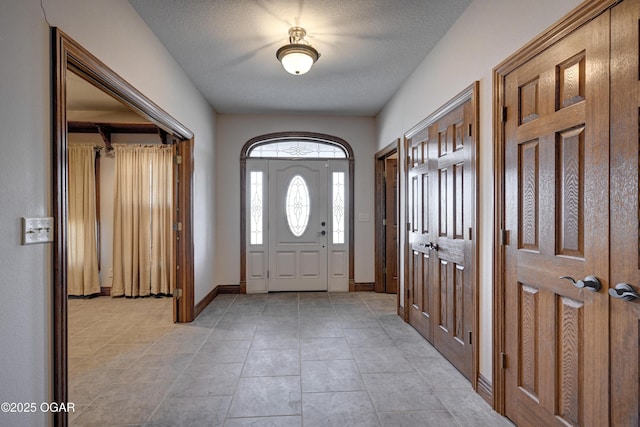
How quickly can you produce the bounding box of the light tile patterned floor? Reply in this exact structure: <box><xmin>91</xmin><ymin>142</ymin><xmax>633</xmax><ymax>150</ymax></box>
<box><xmin>68</xmin><ymin>292</ymin><xmax>514</xmax><ymax>426</ymax></box>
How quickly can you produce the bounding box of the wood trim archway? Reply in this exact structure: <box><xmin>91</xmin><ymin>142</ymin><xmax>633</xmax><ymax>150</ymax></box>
<box><xmin>491</xmin><ymin>0</ymin><xmax>618</xmax><ymax>414</ymax></box>
<box><xmin>239</xmin><ymin>132</ymin><xmax>355</xmax><ymax>293</ymax></box>
<box><xmin>52</xmin><ymin>28</ymin><xmax>195</xmax><ymax>426</ymax></box>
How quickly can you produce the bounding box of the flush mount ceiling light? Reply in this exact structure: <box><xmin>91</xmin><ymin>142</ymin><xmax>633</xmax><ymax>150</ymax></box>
<box><xmin>276</xmin><ymin>27</ymin><xmax>320</xmax><ymax>76</ymax></box>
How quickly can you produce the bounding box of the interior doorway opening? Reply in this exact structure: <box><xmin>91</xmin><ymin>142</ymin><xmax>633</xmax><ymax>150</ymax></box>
<box><xmin>374</xmin><ymin>140</ymin><xmax>400</xmax><ymax>301</ymax></box>
<box><xmin>66</xmin><ymin>77</ymin><xmax>177</xmax><ymax>300</ymax></box>
<box><xmin>52</xmin><ymin>28</ymin><xmax>195</xmax><ymax>426</ymax></box>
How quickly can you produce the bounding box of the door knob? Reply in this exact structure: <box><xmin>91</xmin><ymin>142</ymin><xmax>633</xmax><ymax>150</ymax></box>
<box><xmin>560</xmin><ymin>275</ymin><xmax>601</xmax><ymax>292</ymax></box>
<box><xmin>318</xmin><ymin>230</ymin><xmax>326</xmax><ymax>236</ymax></box>
<box><xmin>609</xmin><ymin>283</ymin><xmax>640</xmax><ymax>301</ymax></box>
<box><xmin>426</xmin><ymin>242</ymin><xmax>439</xmax><ymax>251</ymax></box>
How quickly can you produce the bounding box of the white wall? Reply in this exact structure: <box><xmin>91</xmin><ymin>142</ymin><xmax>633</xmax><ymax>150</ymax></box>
<box><xmin>376</xmin><ymin>0</ymin><xmax>583</xmax><ymax>381</ymax></box>
<box><xmin>216</xmin><ymin>115</ymin><xmax>377</xmax><ymax>286</ymax></box>
<box><xmin>0</xmin><ymin>1</ymin><xmax>217</xmax><ymax>425</ymax></box>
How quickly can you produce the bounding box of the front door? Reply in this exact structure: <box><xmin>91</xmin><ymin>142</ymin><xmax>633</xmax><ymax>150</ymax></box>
<box><xmin>268</xmin><ymin>160</ymin><xmax>328</xmax><ymax>291</ymax></box>
<box><xmin>503</xmin><ymin>10</ymin><xmax>610</xmax><ymax>426</ymax></box>
<box><xmin>610</xmin><ymin>0</ymin><xmax>640</xmax><ymax>424</ymax></box>
<box><xmin>406</xmin><ymin>83</ymin><xmax>478</xmax><ymax>381</ymax></box>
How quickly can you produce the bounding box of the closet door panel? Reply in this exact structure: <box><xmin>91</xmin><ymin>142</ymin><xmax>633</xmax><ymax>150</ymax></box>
<box><xmin>610</xmin><ymin>0</ymin><xmax>640</xmax><ymax>424</ymax></box>
<box><xmin>503</xmin><ymin>10</ymin><xmax>610</xmax><ymax>426</ymax></box>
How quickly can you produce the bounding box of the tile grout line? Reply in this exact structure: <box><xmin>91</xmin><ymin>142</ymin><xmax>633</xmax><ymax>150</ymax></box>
<box><xmin>143</xmin><ymin>294</ymin><xmax>238</xmax><ymax>425</ymax></box>
<box><xmin>68</xmin><ymin>297</ymin><xmax>174</xmax><ymax>423</ymax></box>
<box><xmin>350</xmin><ymin>292</ymin><xmax>387</xmax><ymax>427</ymax></box>
<box><xmin>224</xmin><ymin>293</ymin><xmax>270</xmax><ymax>424</ymax></box>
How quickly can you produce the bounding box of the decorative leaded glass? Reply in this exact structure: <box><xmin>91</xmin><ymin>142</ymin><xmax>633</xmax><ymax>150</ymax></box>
<box><xmin>332</xmin><ymin>172</ymin><xmax>345</xmax><ymax>244</ymax></box>
<box><xmin>250</xmin><ymin>171</ymin><xmax>263</xmax><ymax>245</ymax></box>
<box><xmin>249</xmin><ymin>141</ymin><xmax>347</xmax><ymax>158</ymax></box>
<box><xmin>286</xmin><ymin>175</ymin><xmax>310</xmax><ymax>237</ymax></box>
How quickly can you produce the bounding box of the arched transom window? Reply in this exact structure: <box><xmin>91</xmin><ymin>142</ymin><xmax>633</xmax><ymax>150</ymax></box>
<box><xmin>246</xmin><ymin>137</ymin><xmax>349</xmax><ymax>159</ymax></box>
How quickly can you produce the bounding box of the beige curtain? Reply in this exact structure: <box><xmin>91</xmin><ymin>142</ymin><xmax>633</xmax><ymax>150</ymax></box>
<box><xmin>67</xmin><ymin>145</ymin><xmax>100</xmax><ymax>296</ymax></box>
<box><xmin>111</xmin><ymin>145</ymin><xmax>174</xmax><ymax>297</ymax></box>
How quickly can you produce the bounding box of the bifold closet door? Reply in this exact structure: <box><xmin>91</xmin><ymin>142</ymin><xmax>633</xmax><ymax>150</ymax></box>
<box><xmin>610</xmin><ymin>0</ymin><xmax>640</xmax><ymax>424</ymax></box>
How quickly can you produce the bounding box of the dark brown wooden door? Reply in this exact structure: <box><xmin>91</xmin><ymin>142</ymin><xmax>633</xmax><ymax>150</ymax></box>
<box><xmin>406</xmin><ymin>85</ymin><xmax>477</xmax><ymax>380</ymax></box>
<box><xmin>503</xmin><ymin>11</ymin><xmax>610</xmax><ymax>427</ymax></box>
<box><xmin>429</xmin><ymin>100</ymin><xmax>475</xmax><ymax>379</ymax></box>
<box><xmin>385</xmin><ymin>157</ymin><xmax>398</xmax><ymax>293</ymax></box>
<box><xmin>407</xmin><ymin>125</ymin><xmax>433</xmax><ymax>341</ymax></box>
<box><xmin>610</xmin><ymin>0</ymin><xmax>640</xmax><ymax>424</ymax></box>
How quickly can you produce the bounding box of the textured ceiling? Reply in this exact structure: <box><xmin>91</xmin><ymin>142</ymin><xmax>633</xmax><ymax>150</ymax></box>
<box><xmin>129</xmin><ymin>0</ymin><xmax>471</xmax><ymax>116</ymax></box>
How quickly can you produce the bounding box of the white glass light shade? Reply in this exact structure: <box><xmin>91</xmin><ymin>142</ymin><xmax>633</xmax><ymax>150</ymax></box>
<box><xmin>281</xmin><ymin>52</ymin><xmax>313</xmax><ymax>75</ymax></box>
<box><xmin>276</xmin><ymin>44</ymin><xmax>319</xmax><ymax>75</ymax></box>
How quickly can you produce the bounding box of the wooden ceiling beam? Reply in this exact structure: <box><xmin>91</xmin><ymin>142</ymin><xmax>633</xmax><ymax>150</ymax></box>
<box><xmin>67</xmin><ymin>121</ymin><xmax>159</xmax><ymax>135</ymax></box>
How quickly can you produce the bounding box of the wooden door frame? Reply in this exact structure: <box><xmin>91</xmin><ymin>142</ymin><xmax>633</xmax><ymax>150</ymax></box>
<box><xmin>403</xmin><ymin>81</ymin><xmax>480</xmax><ymax>389</ymax></box>
<box><xmin>492</xmin><ymin>0</ymin><xmax>617</xmax><ymax>414</ymax></box>
<box><xmin>52</xmin><ymin>28</ymin><xmax>195</xmax><ymax>426</ymax></box>
<box><xmin>239</xmin><ymin>132</ymin><xmax>355</xmax><ymax>293</ymax></box>
<box><xmin>374</xmin><ymin>140</ymin><xmax>399</xmax><ymax>303</ymax></box>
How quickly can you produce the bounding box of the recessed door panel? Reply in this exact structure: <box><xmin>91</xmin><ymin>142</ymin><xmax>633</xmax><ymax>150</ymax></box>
<box><xmin>300</xmin><ymin>251</ymin><xmax>321</xmax><ymax>278</ymax></box>
<box><xmin>248</xmin><ymin>251</ymin><xmax>265</xmax><ymax>279</ymax></box>
<box><xmin>276</xmin><ymin>252</ymin><xmax>296</xmax><ymax>278</ymax></box>
<box><xmin>330</xmin><ymin>250</ymin><xmax>346</xmax><ymax>278</ymax></box>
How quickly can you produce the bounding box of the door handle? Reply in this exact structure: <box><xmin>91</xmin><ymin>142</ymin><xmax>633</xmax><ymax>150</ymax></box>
<box><xmin>426</xmin><ymin>242</ymin><xmax>439</xmax><ymax>251</ymax></box>
<box><xmin>560</xmin><ymin>275</ymin><xmax>601</xmax><ymax>292</ymax></box>
<box><xmin>609</xmin><ymin>283</ymin><xmax>640</xmax><ymax>301</ymax></box>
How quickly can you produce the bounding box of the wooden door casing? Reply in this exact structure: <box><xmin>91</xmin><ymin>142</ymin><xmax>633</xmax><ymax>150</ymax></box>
<box><xmin>610</xmin><ymin>0</ymin><xmax>640</xmax><ymax>424</ymax></box>
<box><xmin>174</xmin><ymin>138</ymin><xmax>195</xmax><ymax>323</ymax></box>
<box><xmin>502</xmin><ymin>10</ymin><xmax>610</xmax><ymax>427</ymax></box>
<box><xmin>405</xmin><ymin>83</ymin><xmax>478</xmax><ymax>382</ymax></box>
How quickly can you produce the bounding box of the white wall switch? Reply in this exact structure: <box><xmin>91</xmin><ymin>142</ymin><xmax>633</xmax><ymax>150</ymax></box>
<box><xmin>22</xmin><ymin>217</ymin><xmax>54</xmax><ymax>245</ymax></box>
<box><xmin>358</xmin><ymin>213</ymin><xmax>370</xmax><ymax>222</ymax></box>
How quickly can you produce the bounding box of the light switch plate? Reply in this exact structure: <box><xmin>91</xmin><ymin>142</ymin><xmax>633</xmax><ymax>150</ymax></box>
<box><xmin>358</xmin><ymin>213</ymin><xmax>370</xmax><ymax>222</ymax></box>
<box><xmin>22</xmin><ymin>217</ymin><xmax>54</xmax><ymax>245</ymax></box>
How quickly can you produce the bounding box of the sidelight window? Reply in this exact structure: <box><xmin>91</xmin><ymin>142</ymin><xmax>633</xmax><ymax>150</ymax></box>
<box><xmin>250</xmin><ymin>171</ymin><xmax>263</xmax><ymax>245</ymax></box>
<box><xmin>332</xmin><ymin>172</ymin><xmax>345</xmax><ymax>244</ymax></box>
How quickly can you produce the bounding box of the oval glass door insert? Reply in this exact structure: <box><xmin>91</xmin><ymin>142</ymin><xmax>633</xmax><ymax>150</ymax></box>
<box><xmin>286</xmin><ymin>175</ymin><xmax>311</xmax><ymax>236</ymax></box>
